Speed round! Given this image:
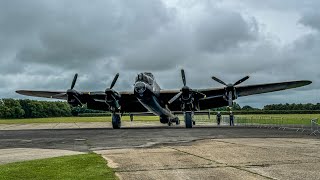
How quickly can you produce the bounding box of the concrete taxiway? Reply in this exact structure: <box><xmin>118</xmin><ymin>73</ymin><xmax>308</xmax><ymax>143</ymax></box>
<box><xmin>0</xmin><ymin>122</ymin><xmax>319</xmax><ymax>179</ymax></box>
<box><xmin>97</xmin><ymin>138</ymin><xmax>320</xmax><ymax>179</ymax></box>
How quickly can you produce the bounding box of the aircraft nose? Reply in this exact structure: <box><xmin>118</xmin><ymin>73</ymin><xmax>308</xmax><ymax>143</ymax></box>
<box><xmin>134</xmin><ymin>82</ymin><xmax>146</xmax><ymax>94</ymax></box>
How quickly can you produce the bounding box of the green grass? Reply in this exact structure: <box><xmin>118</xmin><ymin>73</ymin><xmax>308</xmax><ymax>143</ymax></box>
<box><xmin>0</xmin><ymin>114</ymin><xmax>319</xmax><ymax>125</ymax></box>
<box><xmin>0</xmin><ymin>153</ymin><xmax>117</xmax><ymax>180</ymax></box>
<box><xmin>193</xmin><ymin>114</ymin><xmax>320</xmax><ymax>125</ymax></box>
<box><xmin>0</xmin><ymin>116</ymin><xmax>159</xmax><ymax>124</ymax></box>
<box><xmin>235</xmin><ymin>114</ymin><xmax>320</xmax><ymax>125</ymax></box>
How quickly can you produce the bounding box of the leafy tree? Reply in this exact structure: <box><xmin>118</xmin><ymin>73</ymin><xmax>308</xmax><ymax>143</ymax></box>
<box><xmin>242</xmin><ymin>105</ymin><xmax>255</xmax><ymax>110</ymax></box>
<box><xmin>0</xmin><ymin>99</ymin><xmax>25</xmax><ymax>118</ymax></box>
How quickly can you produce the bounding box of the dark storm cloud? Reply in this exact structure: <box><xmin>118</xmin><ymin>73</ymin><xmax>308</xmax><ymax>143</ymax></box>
<box><xmin>299</xmin><ymin>12</ymin><xmax>320</xmax><ymax>31</ymax></box>
<box><xmin>0</xmin><ymin>0</ymin><xmax>318</xmax><ymax>107</ymax></box>
<box><xmin>193</xmin><ymin>9</ymin><xmax>258</xmax><ymax>52</ymax></box>
<box><xmin>239</xmin><ymin>0</ymin><xmax>320</xmax><ymax>11</ymax></box>
<box><xmin>120</xmin><ymin>4</ymin><xmax>258</xmax><ymax>71</ymax></box>
<box><xmin>1</xmin><ymin>0</ymin><xmax>172</xmax><ymax>69</ymax></box>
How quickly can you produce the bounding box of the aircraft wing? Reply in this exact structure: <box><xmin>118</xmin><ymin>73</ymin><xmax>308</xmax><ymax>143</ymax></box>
<box><xmin>16</xmin><ymin>90</ymin><xmax>147</xmax><ymax>112</ymax></box>
<box><xmin>16</xmin><ymin>80</ymin><xmax>311</xmax><ymax>112</ymax></box>
<box><xmin>16</xmin><ymin>90</ymin><xmax>68</xmax><ymax>100</ymax></box>
<box><xmin>160</xmin><ymin>88</ymin><xmax>226</xmax><ymax>111</ymax></box>
<box><xmin>236</xmin><ymin>80</ymin><xmax>312</xmax><ymax>97</ymax></box>
<box><xmin>162</xmin><ymin>80</ymin><xmax>311</xmax><ymax>110</ymax></box>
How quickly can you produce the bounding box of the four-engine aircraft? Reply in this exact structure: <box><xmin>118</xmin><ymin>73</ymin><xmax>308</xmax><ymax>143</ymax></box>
<box><xmin>16</xmin><ymin>69</ymin><xmax>312</xmax><ymax>128</ymax></box>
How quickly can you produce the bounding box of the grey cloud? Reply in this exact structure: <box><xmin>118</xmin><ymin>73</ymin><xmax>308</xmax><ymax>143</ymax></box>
<box><xmin>119</xmin><ymin>4</ymin><xmax>259</xmax><ymax>71</ymax></box>
<box><xmin>120</xmin><ymin>28</ymin><xmax>192</xmax><ymax>71</ymax></box>
<box><xmin>299</xmin><ymin>12</ymin><xmax>320</xmax><ymax>31</ymax></box>
<box><xmin>238</xmin><ymin>0</ymin><xmax>320</xmax><ymax>11</ymax></box>
<box><xmin>194</xmin><ymin>9</ymin><xmax>258</xmax><ymax>52</ymax></box>
<box><xmin>2</xmin><ymin>0</ymin><xmax>173</xmax><ymax>68</ymax></box>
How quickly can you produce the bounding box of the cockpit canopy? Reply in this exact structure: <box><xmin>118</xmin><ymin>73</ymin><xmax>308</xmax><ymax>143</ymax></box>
<box><xmin>135</xmin><ymin>72</ymin><xmax>154</xmax><ymax>85</ymax></box>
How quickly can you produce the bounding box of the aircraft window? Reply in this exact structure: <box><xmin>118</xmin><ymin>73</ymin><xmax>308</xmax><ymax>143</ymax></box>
<box><xmin>135</xmin><ymin>73</ymin><xmax>153</xmax><ymax>85</ymax></box>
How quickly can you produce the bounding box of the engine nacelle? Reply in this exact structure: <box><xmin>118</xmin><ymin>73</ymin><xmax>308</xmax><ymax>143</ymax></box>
<box><xmin>105</xmin><ymin>88</ymin><xmax>121</xmax><ymax>111</ymax></box>
<box><xmin>67</xmin><ymin>89</ymin><xmax>83</xmax><ymax>107</ymax></box>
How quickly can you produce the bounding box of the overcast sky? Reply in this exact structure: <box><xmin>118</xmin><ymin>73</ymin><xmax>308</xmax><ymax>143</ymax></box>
<box><xmin>0</xmin><ymin>0</ymin><xmax>319</xmax><ymax>108</ymax></box>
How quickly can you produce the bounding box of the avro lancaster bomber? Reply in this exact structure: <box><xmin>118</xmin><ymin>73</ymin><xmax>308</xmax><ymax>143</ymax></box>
<box><xmin>16</xmin><ymin>69</ymin><xmax>312</xmax><ymax>129</ymax></box>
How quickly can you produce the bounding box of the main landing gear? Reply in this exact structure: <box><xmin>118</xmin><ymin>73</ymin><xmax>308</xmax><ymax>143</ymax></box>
<box><xmin>184</xmin><ymin>111</ymin><xmax>194</xmax><ymax>128</ymax></box>
<box><xmin>112</xmin><ymin>113</ymin><xmax>121</xmax><ymax>129</ymax></box>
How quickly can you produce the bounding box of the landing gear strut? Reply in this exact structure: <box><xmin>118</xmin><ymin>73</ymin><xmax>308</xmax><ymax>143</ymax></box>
<box><xmin>112</xmin><ymin>113</ymin><xmax>121</xmax><ymax>129</ymax></box>
<box><xmin>184</xmin><ymin>112</ymin><xmax>193</xmax><ymax>128</ymax></box>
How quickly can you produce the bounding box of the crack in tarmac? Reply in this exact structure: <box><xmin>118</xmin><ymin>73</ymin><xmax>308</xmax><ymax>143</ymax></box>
<box><xmin>167</xmin><ymin>146</ymin><xmax>275</xmax><ymax>179</ymax></box>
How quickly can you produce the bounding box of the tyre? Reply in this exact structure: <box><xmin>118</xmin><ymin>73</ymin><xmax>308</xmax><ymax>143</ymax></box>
<box><xmin>184</xmin><ymin>112</ymin><xmax>192</xmax><ymax>128</ymax></box>
<box><xmin>176</xmin><ymin>118</ymin><xmax>180</xmax><ymax>125</ymax></box>
<box><xmin>112</xmin><ymin>114</ymin><xmax>121</xmax><ymax>129</ymax></box>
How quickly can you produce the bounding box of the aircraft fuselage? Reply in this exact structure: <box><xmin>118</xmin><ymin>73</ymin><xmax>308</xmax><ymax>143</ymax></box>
<box><xmin>134</xmin><ymin>72</ymin><xmax>175</xmax><ymax>122</ymax></box>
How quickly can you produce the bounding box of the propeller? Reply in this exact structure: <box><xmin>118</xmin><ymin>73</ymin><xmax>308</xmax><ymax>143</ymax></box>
<box><xmin>168</xmin><ymin>69</ymin><xmax>205</xmax><ymax>106</ymax></box>
<box><xmin>211</xmin><ymin>75</ymin><xmax>249</xmax><ymax>107</ymax></box>
<box><xmin>51</xmin><ymin>73</ymin><xmax>79</xmax><ymax>99</ymax></box>
<box><xmin>70</xmin><ymin>73</ymin><xmax>78</xmax><ymax>89</ymax></box>
<box><xmin>65</xmin><ymin>73</ymin><xmax>82</xmax><ymax>106</ymax></box>
<box><xmin>110</xmin><ymin>73</ymin><xmax>119</xmax><ymax>89</ymax></box>
<box><xmin>181</xmin><ymin>69</ymin><xmax>186</xmax><ymax>86</ymax></box>
<box><xmin>104</xmin><ymin>73</ymin><xmax>121</xmax><ymax>110</ymax></box>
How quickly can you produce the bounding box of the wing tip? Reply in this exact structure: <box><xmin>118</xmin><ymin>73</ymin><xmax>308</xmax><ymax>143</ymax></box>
<box><xmin>306</xmin><ymin>80</ymin><xmax>312</xmax><ymax>85</ymax></box>
<box><xmin>299</xmin><ymin>80</ymin><xmax>312</xmax><ymax>86</ymax></box>
<box><xmin>16</xmin><ymin>90</ymin><xmax>25</xmax><ymax>94</ymax></box>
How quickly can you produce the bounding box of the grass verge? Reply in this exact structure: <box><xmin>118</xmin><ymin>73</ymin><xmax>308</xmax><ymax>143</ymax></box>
<box><xmin>0</xmin><ymin>114</ymin><xmax>319</xmax><ymax>125</ymax></box>
<box><xmin>0</xmin><ymin>116</ymin><xmax>159</xmax><ymax>124</ymax></box>
<box><xmin>0</xmin><ymin>153</ymin><xmax>117</xmax><ymax>180</ymax></box>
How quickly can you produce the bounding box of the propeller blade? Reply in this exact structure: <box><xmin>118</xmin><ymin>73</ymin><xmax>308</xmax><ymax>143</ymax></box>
<box><xmin>110</xmin><ymin>73</ymin><xmax>119</xmax><ymax>89</ymax></box>
<box><xmin>181</xmin><ymin>69</ymin><xmax>186</xmax><ymax>86</ymax></box>
<box><xmin>233</xmin><ymin>75</ymin><xmax>250</xmax><ymax>86</ymax></box>
<box><xmin>110</xmin><ymin>94</ymin><xmax>120</xmax><ymax>109</ymax></box>
<box><xmin>211</xmin><ymin>76</ymin><xmax>227</xmax><ymax>86</ymax></box>
<box><xmin>72</xmin><ymin>94</ymin><xmax>83</xmax><ymax>106</ymax></box>
<box><xmin>71</xmin><ymin>73</ymin><xmax>78</xmax><ymax>89</ymax></box>
<box><xmin>168</xmin><ymin>92</ymin><xmax>183</xmax><ymax>104</ymax></box>
<box><xmin>228</xmin><ymin>91</ymin><xmax>233</xmax><ymax>107</ymax></box>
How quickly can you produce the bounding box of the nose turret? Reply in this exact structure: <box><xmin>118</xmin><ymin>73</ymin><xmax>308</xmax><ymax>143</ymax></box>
<box><xmin>134</xmin><ymin>72</ymin><xmax>155</xmax><ymax>98</ymax></box>
<box><xmin>134</xmin><ymin>82</ymin><xmax>146</xmax><ymax>95</ymax></box>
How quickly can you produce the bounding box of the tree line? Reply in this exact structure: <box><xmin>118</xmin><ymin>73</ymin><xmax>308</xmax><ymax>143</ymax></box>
<box><xmin>263</xmin><ymin>103</ymin><xmax>320</xmax><ymax>110</ymax></box>
<box><xmin>214</xmin><ymin>102</ymin><xmax>320</xmax><ymax>111</ymax></box>
<box><xmin>0</xmin><ymin>98</ymin><xmax>108</xmax><ymax>119</ymax></box>
<box><xmin>0</xmin><ymin>99</ymin><xmax>71</xmax><ymax>118</ymax></box>
<box><xmin>0</xmin><ymin>98</ymin><xmax>319</xmax><ymax>119</ymax></box>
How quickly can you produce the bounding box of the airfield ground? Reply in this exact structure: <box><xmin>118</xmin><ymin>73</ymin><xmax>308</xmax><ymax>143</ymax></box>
<box><xmin>0</xmin><ymin>119</ymin><xmax>319</xmax><ymax>179</ymax></box>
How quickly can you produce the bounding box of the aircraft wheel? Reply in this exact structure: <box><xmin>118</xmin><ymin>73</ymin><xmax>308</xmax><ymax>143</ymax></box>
<box><xmin>112</xmin><ymin>114</ymin><xmax>121</xmax><ymax>129</ymax></box>
<box><xmin>185</xmin><ymin>112</ymin><xmax>192</xmax><ymax>128</ymax></box>
<box><xmin>176</xmin><ymin>118</ymin><xmax>180</xmax><ymax>125</ymax></box>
